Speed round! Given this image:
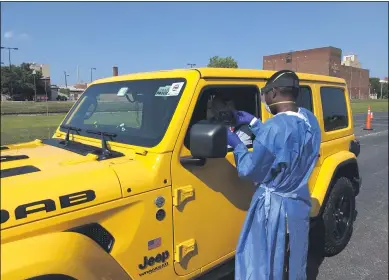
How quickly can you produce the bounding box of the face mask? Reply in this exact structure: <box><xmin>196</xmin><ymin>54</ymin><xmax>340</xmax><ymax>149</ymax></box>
<box><xmin>264</xmin><ymin>103</ymin><xmax>271</xmax><ymax>114</ymax></box>
<box><xmin>260</xmin><ymin>94</ymin><xmax>272</xmax><ymax>114</ymax></box>
<box><xmin>261</xmin><ymin>94</ymin><xmax>296</xmax><ymax>115</ymax></box>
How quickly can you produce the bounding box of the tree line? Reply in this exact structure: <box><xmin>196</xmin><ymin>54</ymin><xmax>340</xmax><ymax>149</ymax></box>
<box><xmin>1</xmin><ymin>63</ymin><xmax>49</xmax><ymax>100</ymax></box>
<box><xmin>2</xmin><ymin>58</ymin><xmax>387</xmax><ymax>100</ymax></box>
<box><xmin>369</xmin><ymin>77</ymin><xmax>388</xmax><ymax>99</ymax></box>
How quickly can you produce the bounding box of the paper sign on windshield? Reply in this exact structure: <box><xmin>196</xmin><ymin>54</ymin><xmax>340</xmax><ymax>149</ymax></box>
<box><xmin>167</xmin><ymin>82</ymin><xmax>184</xmax><ymax>96</ymax></box>
<box><xmin>155</xmin><ymin>82</ymin><xmax>184</xmax><ymax>97</ymax></box>
<box><xmin>155</xmin><ymin>86</ymin><xmax>171</xmax><ymax>97</ymax></box>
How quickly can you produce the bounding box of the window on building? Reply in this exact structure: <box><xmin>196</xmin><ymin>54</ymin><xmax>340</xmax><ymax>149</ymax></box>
<box><xmin>296</xmin><ymin>86</ymin><xmax>313</xmax><ymax>112</ymax></box>
<box><xmin>320</xmin><ymin>87</ymin><xmax>349</xmax><ymax>132</ymax></box>
<box><xmin>286</xmin><ymin>53</ymin><xmax>292</xmax><ymax>63</ymax></box>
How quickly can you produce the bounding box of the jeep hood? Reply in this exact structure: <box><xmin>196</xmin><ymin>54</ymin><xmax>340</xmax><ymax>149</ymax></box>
<box><xmin>1</xmin><ymin>140</ymin><xmax>101</xmax><ymax>171</ymax></box>
<box><xmin>0</xmin><ymin>140</ymin><xmax>121</xmax><ymax>230</ymax></box>
<box><xmin>1</xmin><ymin>140</ymin><xmax>172</xmax><ymax>230</ymax></box>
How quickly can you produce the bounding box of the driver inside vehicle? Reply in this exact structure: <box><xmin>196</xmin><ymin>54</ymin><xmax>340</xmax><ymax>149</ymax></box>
<box><xmin>206</xmin><ymin>94</ymin><xmax>253</xmax><ymax>149</ymax></box>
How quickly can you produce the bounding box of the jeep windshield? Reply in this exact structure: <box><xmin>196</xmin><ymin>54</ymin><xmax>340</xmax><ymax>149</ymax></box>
<box><xmin>60</xmin><ymin>78</ymin><xmax>186</xmax><ymax>147</ymax></box>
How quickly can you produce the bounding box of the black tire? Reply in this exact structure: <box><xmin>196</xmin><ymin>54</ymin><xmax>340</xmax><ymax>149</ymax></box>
<box><xmin>322</xmin><ymin>177</ymin><xmax>356</xmax><ymax>257</ymax></box>
<box><xmin>27</xmin><ymin>275</ymin><xmax>76</xmax><ymax>280</ymax></box>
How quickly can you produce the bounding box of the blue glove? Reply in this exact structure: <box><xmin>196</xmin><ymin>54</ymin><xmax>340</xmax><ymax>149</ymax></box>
<box><xmin>233</xmin><ymin>111</ymin><xmax>256</xmax><ymax>126</ymax></box>
<box><xmin>227</xmin><ymin>129</ymin><xmax>243</xmax><ymax>149</ymax></box>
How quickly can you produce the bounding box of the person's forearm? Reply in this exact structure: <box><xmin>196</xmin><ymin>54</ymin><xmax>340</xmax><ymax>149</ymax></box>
<box><xmin>249</xmin><ymin>118</ymin><xmax>262</xmax><ymax>137</ymax></box>
<box><xmin>233</xmin><ymin>144</ymin><xmax>254</xmax><ymax>178</ymax></box>
<box><xmin>232</xmin><ymin>139</ymin><xmax>275</xmax><ymax>183</ymax></box>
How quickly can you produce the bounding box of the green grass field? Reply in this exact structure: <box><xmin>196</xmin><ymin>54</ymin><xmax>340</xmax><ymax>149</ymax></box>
<box><xmin>350</xmin><ymin>99</ymin><xmax>388</xmax><ymax>114</ymax></box>
<box><xmin>1</xmin><ymin>114</ymin><xmax>66</xmax><ymax>145</ymax></box>
<box><xmin>0</xmin><ymin>100</ymin><xmax>387</xmax><ymax>145</ymax></box>
<box><xmin>1</xmin><ymin>101</ymin><xmax>74</xmax><ymax>115</ymax></box>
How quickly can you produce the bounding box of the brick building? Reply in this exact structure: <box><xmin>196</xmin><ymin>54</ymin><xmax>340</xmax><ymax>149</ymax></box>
<box><xmin>263</xmin><ymin>46</ymin><xmax>370</xmax><ymax>99</ymax></box>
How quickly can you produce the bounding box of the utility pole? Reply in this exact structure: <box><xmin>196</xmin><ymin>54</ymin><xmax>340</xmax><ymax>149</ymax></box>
<box><xmin>187</xmin><ymin>63</ymin><xmax>196</xmax><ymax>68</ymax></box>
<box><xmin>44</xmin><ymin>78</ymin><xmax>49</xmax><ymax>115</ymax></box>
<box><xmin>1</xmin><ymin>46</ymin><xmax>18</xmax><ymax>70</ymax></box>
<box><xmin>1</xmin><ymin>46</ymin><xmax>18</xmax><ymax>97</ymax></box>
<box><xmin>32</xmin><ymin>70</ymin><xmax>37</xmax><ymax>102</ymax></box>
<box><xmin>380</xmin><ymin>81</ymin><xmax>383</xmax><ymax>99</ymax></box>
<box><xmin>358</xmin><ymin>71</ymin><xmax>361</xmax><ymax>100</ymax></box>
<box><xmin>369</xmin><ymin>84</ymin><xmax>371</xmax><ymax>99</ymax></box>
<box><xmin>64</xmin><ymin>71</ymin><xmax>69</xmax><ymax>88</ymax></box>
<box><xmin>90</xmin><ymin>67</ymin><xmax>96</xmax><ymax>82</ymax></box>
<box><xmin>350</xmin><ymin>69</ymin><xmax>353</xmax><ymax>99</ymax></box>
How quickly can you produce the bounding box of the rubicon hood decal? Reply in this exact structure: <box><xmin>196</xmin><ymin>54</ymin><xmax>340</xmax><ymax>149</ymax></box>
<box><xmin>0</xmin><ymin>155</ymin><xmax>29</xmax><ymax>163</ymax></box>
<box><xmin>1</xmin><ymin>165</ymin><xmax>41</xmax><ymax>179</ymax></box>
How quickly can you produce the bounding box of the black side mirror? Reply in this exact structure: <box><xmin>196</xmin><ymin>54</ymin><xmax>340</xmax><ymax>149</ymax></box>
<box><xmin>189</xmin><ymin>123</ymin><xmax>227</xmax><ymax>158</ymax></box>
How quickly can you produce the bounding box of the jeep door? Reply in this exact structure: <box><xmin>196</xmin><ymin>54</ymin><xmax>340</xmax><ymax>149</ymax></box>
<box><xmin>171</xmin><ymin>79</ymin><xmax>261</xmax><ymax>276</ymax></box>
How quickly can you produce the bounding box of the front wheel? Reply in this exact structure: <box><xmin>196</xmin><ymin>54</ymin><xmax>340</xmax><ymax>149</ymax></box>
<box><xmin>27</xmin><ymin>275</ymin><xmax>76</xmax><ymax>280</ymax></box>
<box><xmin>322</xmin><ymin>177</ymin><xmax>356</xmax><ymax>257</ymax></box>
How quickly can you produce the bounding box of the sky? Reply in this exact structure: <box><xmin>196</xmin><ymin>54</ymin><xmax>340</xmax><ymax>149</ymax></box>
<box><xmin>1</xmin><ymin>2</ymin><xmax>388</xmax><ymax>85</ymax></box>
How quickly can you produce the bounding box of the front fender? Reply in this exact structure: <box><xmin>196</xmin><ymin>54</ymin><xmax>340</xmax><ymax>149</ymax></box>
<box><xmin>1</xmin><ymin>232</ymin><xmax>130</xmax><ymax>280</ymax></box>
<box><xmin>310</xmin><ymin>151</ymin><xmax>357</xmax><ymax>217</ymax></box>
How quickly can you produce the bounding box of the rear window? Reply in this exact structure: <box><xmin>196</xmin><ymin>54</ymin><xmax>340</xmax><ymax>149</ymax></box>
<box><xmin>320</xmin><ymin>87</ymin><xmax>349</xmax><ymax>132</ymax></box>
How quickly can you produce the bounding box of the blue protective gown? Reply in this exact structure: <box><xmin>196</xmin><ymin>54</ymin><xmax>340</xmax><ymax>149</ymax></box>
<box><xmin>233</xmin><ymin>108</ymin><xmax>321</xmax><ymax>280</ymax></box>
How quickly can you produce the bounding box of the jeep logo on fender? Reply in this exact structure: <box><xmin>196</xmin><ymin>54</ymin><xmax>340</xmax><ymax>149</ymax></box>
<box><xmin>138</xmin><ymin>251</ymin><xmax>169</xmax><ymax>270</ymax></box>
<box><xmin>1</xmin><ymin>190</ymin><xmax>96</xmax><ymax>224</ymax></box>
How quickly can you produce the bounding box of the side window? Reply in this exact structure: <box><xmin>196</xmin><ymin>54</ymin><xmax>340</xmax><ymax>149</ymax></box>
<box><xmin>320</xmin><ymin>87</ymin><xmax>349</xmax><ymax>132</ymax></box>
<box><xmin>296</xmin><ymin>86</ymin><xmax>313</xmax><ymax>112</ymax></box>
<box><xmin>184</xmin><ymin>85</ymin><xmax>260</xmax><ymax>150</ymax></box>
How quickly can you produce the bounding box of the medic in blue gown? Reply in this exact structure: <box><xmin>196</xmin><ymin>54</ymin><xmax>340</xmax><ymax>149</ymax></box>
<box><xmin>227</xmin><ymin>70</ymin><xmax>321</xmax><ymax>280</ymax></box>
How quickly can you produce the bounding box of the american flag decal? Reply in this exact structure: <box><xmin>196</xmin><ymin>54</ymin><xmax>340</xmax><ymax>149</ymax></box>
<box><xmin>148</xmin><ymin>237</ymin><xmax>162</xmax><ymax>250</ymax></box>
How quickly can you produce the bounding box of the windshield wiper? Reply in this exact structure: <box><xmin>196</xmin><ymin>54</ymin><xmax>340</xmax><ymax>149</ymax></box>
<box><xmin>86</xmin><ymin>129</ymin><xmax>117</xmax><ymax>160</ymax></box>
<box><xmin>60</xmin><ymin>125</ymin><xmax>82</xmax><ymax>146</ymax></box>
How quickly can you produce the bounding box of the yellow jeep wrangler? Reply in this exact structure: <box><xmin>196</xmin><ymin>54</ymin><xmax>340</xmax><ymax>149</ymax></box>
<box><xmin>1</xmin><ymin>68</ymin><xmax>361</xmax><ymax>280</ymax></box>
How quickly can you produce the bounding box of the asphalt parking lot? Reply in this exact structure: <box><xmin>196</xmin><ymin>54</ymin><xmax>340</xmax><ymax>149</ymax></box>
<box><xmin>314</xmin><ymin>112</ymin><xmax>388</xmax><ymax>280</ymax></box>
<box><xmin>220</xmin><ymin>112</ymin><xmax>388</xmax><ymax>280</ymax></box>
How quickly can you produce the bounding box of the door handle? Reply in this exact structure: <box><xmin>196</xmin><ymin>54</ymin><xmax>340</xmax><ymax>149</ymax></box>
<box><xmin>180</xmin><ymin>157</ymin><xmax>206</xmax><ymax>167</ymax></box>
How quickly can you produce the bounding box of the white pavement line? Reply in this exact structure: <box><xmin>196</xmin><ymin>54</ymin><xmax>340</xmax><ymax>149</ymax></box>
<box><xmin>360</xmin><ymin>144</ymin><xmax>388</xmax><ymax>147</ymax></box>
<box><xmin>357</xmin><ymin>130</ymin><xmax>389</xmax><ymax>138</ymax></box>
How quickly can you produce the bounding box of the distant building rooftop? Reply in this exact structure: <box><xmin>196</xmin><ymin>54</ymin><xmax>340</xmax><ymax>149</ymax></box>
<box><xmin>28</xmin><ymin>62</ymin><xmax>50</xmax><ymax>78</ymax></box>
<box><xmin>73</xmin><ymin>83</ymin><xmax>88</xmax><ymax>90</ymax></box>
<box><xmin>56</xmin><ymin>85</ymin><xmax>85</xmax><ymax>92</ymax></box>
